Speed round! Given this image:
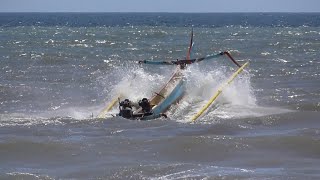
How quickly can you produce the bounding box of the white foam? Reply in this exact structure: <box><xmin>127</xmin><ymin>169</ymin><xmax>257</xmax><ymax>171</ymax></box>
<box><xmin>20</xmin><ymin>61</ymin><xmax>291</xmax><ymax>124</ymax></box>
<box><xmin>167</xmin><ymin>64</ymin><xmax>260</xmax><ymax>123</ymax></box>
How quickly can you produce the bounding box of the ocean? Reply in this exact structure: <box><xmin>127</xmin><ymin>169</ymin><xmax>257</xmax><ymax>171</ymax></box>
<box><xmin>0</xmin><ymin>13</ymin><xmax>319</xmax><ymax>179</ymax></box>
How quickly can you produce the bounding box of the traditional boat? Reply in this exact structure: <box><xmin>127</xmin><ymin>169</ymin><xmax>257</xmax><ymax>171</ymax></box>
<box><xmin>97</xmin><ymin>29</ymin><xmax>249</xmax><ymax>121</ymax></box>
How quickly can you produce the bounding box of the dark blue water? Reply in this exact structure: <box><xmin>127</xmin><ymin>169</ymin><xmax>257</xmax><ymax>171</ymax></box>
<box><xmin>0</xmin><ymin>13</ymin><xmax>320</xmax><ymax>179</ymax></box>
<box><xmin>1</xmin><ymin>12</ymin><xmax>320</xmax><ymax>27</ymax></box>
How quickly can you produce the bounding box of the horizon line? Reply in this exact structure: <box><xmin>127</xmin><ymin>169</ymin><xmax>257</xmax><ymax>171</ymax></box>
<box><xmin>0</xmin><ymin>11</ymin><xmax>319</xmax><ymax>13</ymax></box>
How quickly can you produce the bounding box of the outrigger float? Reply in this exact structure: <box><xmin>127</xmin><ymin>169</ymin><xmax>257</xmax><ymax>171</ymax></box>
<box><xmin>97</xmin><ymin>29</ymin><xmax>249</xmax><ymax>121</ymax></box>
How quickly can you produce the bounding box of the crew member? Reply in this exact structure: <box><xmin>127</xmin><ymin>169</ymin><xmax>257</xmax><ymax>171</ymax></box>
<box><xmin>138</xmin><ymin>98</ymin><xmax>152</xmax><ymax>114</ymax></box>
<box><xmin>119</xmin><ymin>99</ymin><xmax>133</xmax><ymax>118</ymax></box>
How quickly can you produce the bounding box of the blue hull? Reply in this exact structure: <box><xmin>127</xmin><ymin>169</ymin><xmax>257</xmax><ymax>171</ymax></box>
<box><xmin>118</xmin><ymin>78</ymin><xmax>185</xmax><ymax>121</ymax></box>
<box><xmin>151</xmin><ymin>79</ymin><xmax>185</xmax><ymax>116</ymax></box>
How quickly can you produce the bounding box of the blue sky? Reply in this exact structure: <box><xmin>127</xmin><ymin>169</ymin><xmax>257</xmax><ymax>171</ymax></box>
<box><xmin>1</xmin><ymin>0</ymin><xmax>320</xmax><ymax>12</ymax></box>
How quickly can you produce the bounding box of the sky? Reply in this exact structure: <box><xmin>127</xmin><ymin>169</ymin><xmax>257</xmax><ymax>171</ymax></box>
<box><xmin>1</xmin><ymin>0</ymin><xmax>320</xmax><ymax>13</ymax></box>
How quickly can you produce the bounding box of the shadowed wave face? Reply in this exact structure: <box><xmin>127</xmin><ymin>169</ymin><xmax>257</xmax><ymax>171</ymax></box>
<box><xmin>0</xmin><ymin>13</ymin><xmax>320</xmax><ymax>179</ymax></box>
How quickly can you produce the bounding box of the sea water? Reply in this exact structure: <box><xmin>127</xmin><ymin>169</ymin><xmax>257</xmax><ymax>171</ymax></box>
<box><xmin>0</xmin><ymin>13</ymin><xmax>319</xmax><ymax>179</ymax></box>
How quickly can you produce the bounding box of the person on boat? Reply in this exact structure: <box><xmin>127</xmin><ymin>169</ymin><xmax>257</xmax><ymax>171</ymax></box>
<box><xmin>119</xmin><ymin>98</ymin><xmax>168</xmax><ymax>119</ymax></box>
<box><xmin>119</xmin><ymin>99</ymin><xmax>133</xmax><ymax>118</ymax></box>
<box><xmin>119</xmin><ymin>98</ymin><xmax>151</xmax><ymax>118</ymax></box>
<box><xmin>138</xmin><ymin>98</ymin><xmax>152</xmax><ymax>115</ymax></box>
<box><xmin>138</xmin><ymin>97</ymin><xmax>168</xmax><ymax>118</ymax></box>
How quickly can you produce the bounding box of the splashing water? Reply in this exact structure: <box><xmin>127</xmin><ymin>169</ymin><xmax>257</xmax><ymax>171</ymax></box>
<box><xmin>94</xmin><ymin>61</ymin><xmax>261</xmax><ymax>123</ymax></box>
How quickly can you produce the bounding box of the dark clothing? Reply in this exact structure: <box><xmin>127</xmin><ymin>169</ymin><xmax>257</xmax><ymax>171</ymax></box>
<box><xmin>119</xmin><ymin>99</ymin><xmax>133</xmax><ymax>118</ymax></box>
<box><xmin>119</xmin><ymin>108</ymin><xmax>133</xmax><ymax>118</ymax></box>
<box><xmin>139</xmin><ymin>98</ymin><xmax>152</xmax><ymax>113</ymax></box>
<box><xmin>118</xmin><ymin>98</ymin><xmax>158</xmax><ymax>119</ymax></box>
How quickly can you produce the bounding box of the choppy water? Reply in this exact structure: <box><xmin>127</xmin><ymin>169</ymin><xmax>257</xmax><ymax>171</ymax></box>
<box><xmin>0</xmin><ymin>13</ymin><xmax>320</xmax><ymax>179</ymax></box>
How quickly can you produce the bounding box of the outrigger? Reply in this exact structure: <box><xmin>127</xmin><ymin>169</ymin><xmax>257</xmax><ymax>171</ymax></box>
<box><xmin>97</xmin><ymin>29</ymin><xmax>249</xmax><ymax>121</ymax></box>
